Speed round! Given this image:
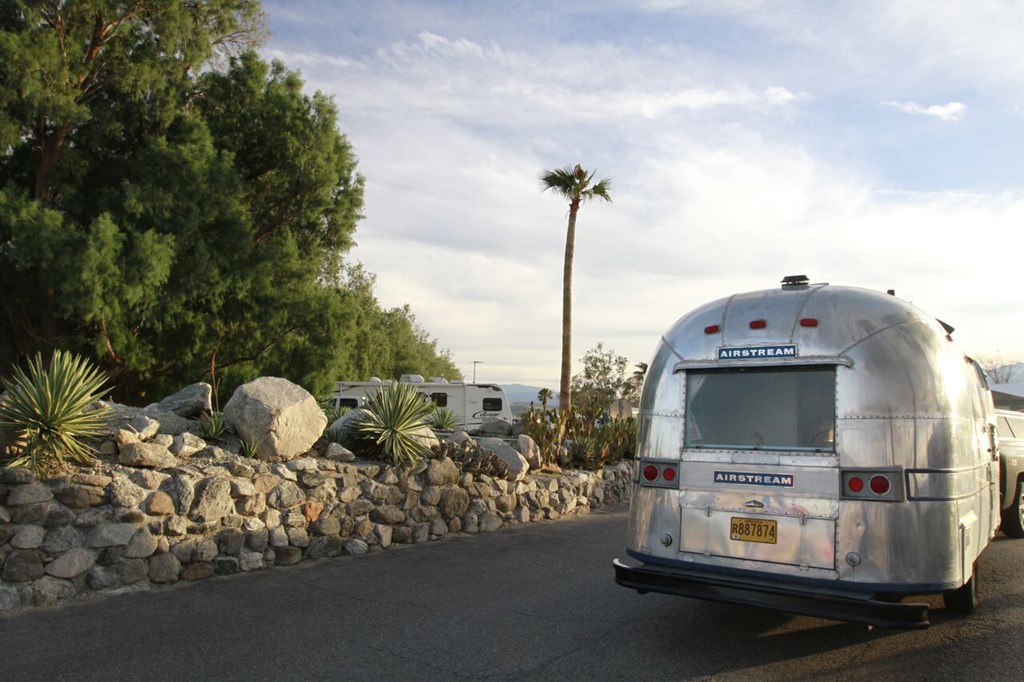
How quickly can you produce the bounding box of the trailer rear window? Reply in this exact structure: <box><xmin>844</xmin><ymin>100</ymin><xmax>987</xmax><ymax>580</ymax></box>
<box><xmin>482</xmin><ymin>398</ymin><xmax>503</xmax><ymax>412</ymax></box>
<box><xmin>684</xmin><ymin>367</ymin><xmax>836</xmax><ymax>452</ymax></box>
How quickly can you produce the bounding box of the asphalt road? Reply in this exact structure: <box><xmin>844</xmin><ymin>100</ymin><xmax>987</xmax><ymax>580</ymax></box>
<box><xmin>3</xmin><ymin>507</ymin><xmax>1024</xmax><ymax>681</ymax></box>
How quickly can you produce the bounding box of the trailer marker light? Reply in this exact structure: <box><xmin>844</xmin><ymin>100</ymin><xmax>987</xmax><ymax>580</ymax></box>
<box><xmin>749</xmin><ymin>319</ymin><xmax>767</xmax><ymax>329</ymax></box>
<box><xmin>662</xmin><ymin>467</ymin><xmax>676</xmax><ymax>482</ymax></box>
<box><xmin>642</xmin><ymin>465</ymin><xmax>659</xmax><ymax>482</ymax></box>
<box><xmin>799</xmin><ymin>318</ymin><xmax>818</xmax><ymax>327</ymax></box>
<box><xmin>869</xmin><ymin>475</ymin><xmax>891</xmax><ymax>495</ymax></box>
<box><xmin>848</xmin><ymin>476</ymin><xmax>865</xmax><ymax>493</ymax></box>
<box><xmin>704</xmin><ymin>324</ymin><xmax>720</xmax><ymax>334</ymax></box>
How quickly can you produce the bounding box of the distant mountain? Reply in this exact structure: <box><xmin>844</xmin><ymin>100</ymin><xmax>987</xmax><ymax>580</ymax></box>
<box><xmin>501</xmin><ymin>384</ymin><xmax>559</xmax><ymax>407</ymax></box>
<box><xmin>992</xmin><ymin>363</ymin><xmax>1024</xmax><ymax>384</ymax></box>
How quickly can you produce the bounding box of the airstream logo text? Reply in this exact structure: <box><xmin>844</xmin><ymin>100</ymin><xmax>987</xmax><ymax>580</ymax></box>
<box><xmin>717</xmin><ymin>344</ymin><xmax>797</xmax><ymax>360</ymax></box>
<box><xmin>714</xmin><ymin>471</ymin><xmax>794</xmax><ymax>487</ymax></box>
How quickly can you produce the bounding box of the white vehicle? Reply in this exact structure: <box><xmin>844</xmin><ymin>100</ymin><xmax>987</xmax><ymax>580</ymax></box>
<box><xmin>614</xmin><ymin>276</ymin><xmax>1000</xmax><ymax>629</ymax></box>
<box><xmin>331</xmin><ymin>375</ymin><xmax>513</xmax><ymax>431</ymax></box>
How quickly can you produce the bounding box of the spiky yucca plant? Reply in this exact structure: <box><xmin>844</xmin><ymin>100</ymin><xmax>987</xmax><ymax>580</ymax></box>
<box><xmin>355</xmin><ymin>382</ymin><xmax>435</xmax><ymax>468</ymax></box>
<box><xmin>0</xmin><ymin>350</ymin><xmax>111</xmax><ymax>476</ymax></box>
<box><xmin>239</xmin><ymin>439</ymin><xmax>259</xmax><ymax>459</ymax></box>
<box><xmin>426</xmin><ymin>406</ymin><xmax>461</xmax><ymax>431</ymax></box>
<box><xmin>199</xmin><ymin>411</ymin><xmax>227</xmax><ymax>439</ymax></box>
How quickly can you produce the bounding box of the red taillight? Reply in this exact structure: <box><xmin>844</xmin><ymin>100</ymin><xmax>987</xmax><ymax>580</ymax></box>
<box><xmin>704</xmin><ymin>324</ymin><xmax>720</xmax><ymax>334</ymax></box>
<box><xmin>749</xmin><ymin>319</ymin><xmax>767</xmax><ymax>329</ymax></box>
<box><xmin>842</xmin><ymin>469</ymin><xmax>901</xmax><ymax>501</ymax></box>
<box><xmin>639</xmin><ymin>461</ymin><xmax>679</xmax><ymax>488</ymax></box>
<box><xmin>869</xmin><ymin>475</ymin><xmax>891</xmax><ymax>495</ymax></box>
<box><xmin>799</xmin><ymin>318</ymin><xmax>818</xmax><ymax>327</ymax></box>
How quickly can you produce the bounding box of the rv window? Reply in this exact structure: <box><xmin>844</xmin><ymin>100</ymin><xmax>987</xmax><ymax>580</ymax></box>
<box><xmin>337</xmin><ymin>398</ymin><xmax>359</xmax><ymax>409</ymax></box>
<box><xmin>430</xmin><ymin>392</ymin><xmax>449</xmax><ymax>407</ymax></box>
<box><xmin>684</xmin><ymin>367</ymin><xmax>836</xmax><ymax>452</ymax></box>
<box><xmin>482</xmin><ymin>398</ymin><xmax>503</xmax><ymax>412</ymax></box>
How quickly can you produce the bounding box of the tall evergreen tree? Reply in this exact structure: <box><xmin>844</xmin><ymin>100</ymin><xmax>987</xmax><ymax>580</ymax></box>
<box><xmin>0</xmin><ymin>2</ymin><xmax>457</xmax><ymax>402</ymax></box>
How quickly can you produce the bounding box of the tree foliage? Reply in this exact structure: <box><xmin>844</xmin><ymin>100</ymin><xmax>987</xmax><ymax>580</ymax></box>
<box><xmin>571</xmin><ymin>342</ymin><xmax>628</xmax><ymax>424</ymax></box>
<box><xmin>0</xmin><ymin>1</ymin><xmax>458</xmax><ymax>404</ymax></box>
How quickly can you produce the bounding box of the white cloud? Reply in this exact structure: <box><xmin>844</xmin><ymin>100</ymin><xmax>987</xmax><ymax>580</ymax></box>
<box><xmin>261</xmin><ymin>2</ymin><xmax>1024</xmax><ymax>386</ymax></box>
<box><xmin>882</xmin><ymin>100</ymin><xmax>966</xmax><ymax>122</ymax></box>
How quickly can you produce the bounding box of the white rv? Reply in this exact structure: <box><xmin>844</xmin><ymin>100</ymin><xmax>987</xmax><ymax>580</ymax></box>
<box><xmin>331</xmin><ymin>375</ymin><xmax>513</xmax><ymax>431</ymax></box>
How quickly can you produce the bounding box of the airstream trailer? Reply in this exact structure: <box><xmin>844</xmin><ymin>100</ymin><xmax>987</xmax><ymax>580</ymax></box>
<box><xmin>613</xmin><ymin>276</ymin><xmax>999</xmax><ymax>629</ymax></box>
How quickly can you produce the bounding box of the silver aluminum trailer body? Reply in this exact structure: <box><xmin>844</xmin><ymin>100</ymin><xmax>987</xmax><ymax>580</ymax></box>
<box><xmin>331</xmin><ymin>377</ymin><xmax>512</xmax><ymax>431</ymax></box>
<box><xmin>614</xmin><ymin>278</ymin><xmax>999</xmax><ymax>628</ymax></box>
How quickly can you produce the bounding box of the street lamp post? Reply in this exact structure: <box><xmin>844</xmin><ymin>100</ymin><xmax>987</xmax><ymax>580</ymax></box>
<box><xmin>472</xmin><ymin>361</ymin><xmax>483</xmax><ymax>382</ymax></box>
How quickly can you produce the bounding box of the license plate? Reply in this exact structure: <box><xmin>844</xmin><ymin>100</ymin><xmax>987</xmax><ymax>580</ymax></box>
<box><xmin>730</xmin><ymin>516</ymin><xmax>777</xmax><ymax>544</ymax></box>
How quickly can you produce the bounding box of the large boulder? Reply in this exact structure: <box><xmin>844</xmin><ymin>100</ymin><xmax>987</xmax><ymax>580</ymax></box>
<box><xmin>477</xmin><ymin>437</ymin><xmax>529</xmax><ymax>481</ymax></box>
<box><xmin>472</xmin><ymin>417</ymin><xmax>513</xmax><ymax>438</ymax></box>
<box><xmin>517</xmin><ymin>434</ymin><xmax>543</xmax><ymax>469</ymax></box>
<box><xmin>104</xmin><ymin>403</ymin><xmax>195</xmax><ymax>437</ymax></box>
<box><xmin>223</xmin><ymin>377</ymin><xmax>326</xmax><ymax>462</ymax></box>
<box><xmin>151</xmin><ymin>383</ymin><xmax>213</xmax><ymax>418</ymax></box>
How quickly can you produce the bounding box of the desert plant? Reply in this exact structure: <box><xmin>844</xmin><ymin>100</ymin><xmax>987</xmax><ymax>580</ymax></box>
<box><xmin>317</xmin><ymin>395</ymin><xmax>349</xmax><ymax>423</ymax></box>
<box><xmin>354</xmin><ymin>381</ymin><xmax>435</xmax><ymax>468</ymax></box>
<box><xmin>426</xmin><ymin>406</ymin><xmax>461</xmax><ymax>431</ymax></box>
<box><xmin>324</xmin><ymin>423</ymin><xmax>350</xmax><ymax>445</ymax></box>
<box><xmin>0</xmin><ymin>350</ymin><xmax>111</xmax><ymax>476</ymax></box>
<box><xmin>519</xmin><ymin>405</ymin><xmax>636</xmax><ymax>470</ymax></box>
<box><xmin>199</xmin><ymin>411</ymin><xmax>227</xmax><ymax>440</ymax></box>
<box><xmin>239</xmin><ymin>438</ymin><xmax>259</xmax><ymax>458</ymax></box>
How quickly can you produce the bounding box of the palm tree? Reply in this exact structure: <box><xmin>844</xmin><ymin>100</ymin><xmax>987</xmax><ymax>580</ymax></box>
<box><xmin>625</xmin><ymin>361</ymin><xmax>648</xmax><ymax>405</ymax></box>
<box><xmin>540</xmin><ymin>164</ymin><xmax>612</xmax><ymax>413</ymax></box>
<box><xmin>537</xmin><ymin>387</ymin><xmax>555</xmax><ymax>412</ymax></box>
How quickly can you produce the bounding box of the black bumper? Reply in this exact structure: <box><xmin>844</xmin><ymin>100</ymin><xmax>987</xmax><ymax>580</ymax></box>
<box><xmin>613</xmin><ymin>558</ymin><xmax>930</xmax><ymax>629</ymax></box>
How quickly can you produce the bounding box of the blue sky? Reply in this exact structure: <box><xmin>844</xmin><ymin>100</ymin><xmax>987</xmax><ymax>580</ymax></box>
<box><xmin>261</xmin><ymin>0</ymin><xmax>1024</xmax><ymax>387</ymax></box>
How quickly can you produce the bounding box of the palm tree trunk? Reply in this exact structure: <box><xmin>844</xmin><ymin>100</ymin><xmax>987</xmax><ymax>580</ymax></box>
<box><xmin>560</xmin><ymin>201</ymin><xmax>579</xmax><ymax>413</ymax></box>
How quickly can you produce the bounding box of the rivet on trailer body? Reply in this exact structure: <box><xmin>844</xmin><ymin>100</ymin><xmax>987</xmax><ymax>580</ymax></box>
<box><xmin>660</xmin><ymin>534</ymin><xmax>673</xmax><ymax>547</ymax></box>
<box><xmin>846</xmin><ymin>552</ymin><xmax>862</xmax><ymax>566</ymax></box>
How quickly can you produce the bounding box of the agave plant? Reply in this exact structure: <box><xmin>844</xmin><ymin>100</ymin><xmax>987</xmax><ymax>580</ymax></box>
<box><xmin>426</xmin><ymin>406</ymin><xmax>461</xmax><ymax>432</ymax></box>
<box><xmin>239</xmin><ymin>438</ymin><xmax>259</xmax><ymax>459</ymax></box>
<box><xmin>199</xmin><ymin>411</ymin><xmax>227</xmax><ymax>440</ymax></box>
<box><xmin>355</xmin><ymin>381</ymin><xmax>435</xmax><ymax>468</ymax></box>
<box><xmin>0</xmin><ymin>350</ymin><xmax>111</xmax><ymax>476</ymax></box>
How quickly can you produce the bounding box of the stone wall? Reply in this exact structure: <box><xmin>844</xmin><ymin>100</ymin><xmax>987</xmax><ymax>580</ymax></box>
<box><xmin>0</xmin><ymin>452</ymin><xmax>633</xmax><ymax>613</ymax></box>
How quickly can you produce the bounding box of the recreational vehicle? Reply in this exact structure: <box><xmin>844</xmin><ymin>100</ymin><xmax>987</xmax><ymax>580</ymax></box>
<box><xmin>614</xmin><ymin>276</ymin><xmax>1000</xmax><ymax>629</ymax></box>
<box><xmin>331</xmin><ymin>375</ymin><xmax>513</xmax><ymax>431</ymax></box>
<box><xmin>997</xmin><ymin>409</ymin><xmax>1024</xmax><ymax>537</ymax></box>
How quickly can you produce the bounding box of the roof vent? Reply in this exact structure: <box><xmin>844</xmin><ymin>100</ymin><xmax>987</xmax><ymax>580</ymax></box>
<box><xmin>781</xmin><ymin>274</ymin><xmax>810</xmax><ymax>287</ymax></box>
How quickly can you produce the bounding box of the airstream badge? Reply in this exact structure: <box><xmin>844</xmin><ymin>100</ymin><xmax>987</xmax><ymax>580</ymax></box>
<box><xmin>718</xmin><ymin>344</ymin><xmax>797</xmax><ymax>360</ymax></box>
<box><xmin>714</xmin><ymin>471</ymin><xmax>794</xmax><ymax>487</ymax></box>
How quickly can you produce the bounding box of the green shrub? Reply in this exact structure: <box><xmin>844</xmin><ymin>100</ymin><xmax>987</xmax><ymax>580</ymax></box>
<box><xmin>317</xmin><ymin>395</ymin><xmax>348</xmax><ymax>423</ymax></box>
<box><xmin>324</xmin><ymin>424</ymin><xmax>348</xmax><ymax>445</ymax></box>
<box><xmin>354</xmin><ymin>382</ymin><xmax>434</xmax><ymax>468</ymax></box>
<box><xmin>0</xmin><ymin>350</ymin><xmax>111</xmax><ymax>476</ymax></box>
<box><xmin>199</xmin><ymin>411</ymin><xmax>227</xmax><ymax>440</ymax></box>
<box><xmin>520</xmin><ymin>406</ymin><xmax>636</xmax><ymax>470</ymax></box>
<box><xmin>426</xmin><ymin>406</ymin><xmax>461</xmax><ymax>431</ymax></box>
<box><xmin>239</xmin><ymin>438</ymin><xmax>259</xmax><ymax>459</ymax></box>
